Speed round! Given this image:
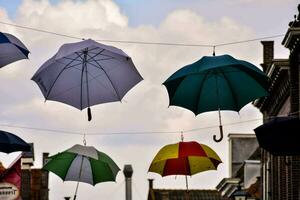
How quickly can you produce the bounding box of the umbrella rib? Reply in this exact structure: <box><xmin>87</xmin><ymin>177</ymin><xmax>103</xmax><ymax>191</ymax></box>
<box><xmin>84</xmin><ymin>70</ymin><xmax>121</xmax><ymax>100</ymax></box>
<box><xmin>87</xmin><ymin>55</ymin><xmax>122</xmax><ymax>101</ymax></box>
<box><xmin>64</xmin><ymin>63</ymin><xmax>83</xmax><ymax>70</ymax></box>
<box><xmin>86</xmin><ymin>49</ymin><xmax>105</xmax><ymax>62</ymax></box>
<box><xmin>91</xmin><ymin>58</ymin><xmax>115</xmax><ymax>62</ymax></box>
<box><xmin>47</xmin><ymin>68</ymin><xmax>120</xmax><ymax>101</ymax></box>
<box><xmin>219</xmin><ymin>69</ymin><xmax>239</xmax><ymax>110</ymax></box>
<box><xmin>45</xmin><ymin>53</ymin><xmax>82</xmax><ymax>100</ymax></box>
<box><xmin>62</xmin><ymin>57</ymin><xmax>83</xmax><ymax>62</ymax></box>
<box><xmin>86</xmin><ymin>50</ymin><xmax>116</xmax><ymax>64</ymax></box>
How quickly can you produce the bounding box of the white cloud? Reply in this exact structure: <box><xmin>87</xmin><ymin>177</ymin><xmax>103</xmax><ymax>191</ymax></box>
<box><xmin>0</xmin><ymin>0</ymin><xmax>269</xmax><ymax>199</ymax></box>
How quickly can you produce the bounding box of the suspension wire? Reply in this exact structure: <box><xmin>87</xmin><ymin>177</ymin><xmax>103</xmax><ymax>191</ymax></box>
<box><xmin>215</xmin><ymin>34</ymin><xmax>285</xmax><ymax>47</ymax></box>
<box><xmin>0</xmin><ymin>111</ymin><xmax>297</xmax><ymax>136</ymax></box>
<box><xmin>0</xmin><ymin>21</ymin><xmax>83</xmax><ymax>40</ymax></box>
<box><xmin>0</xmin><ymin>20</ymin><xmax>285</xmax><ymax>48</ymax></box>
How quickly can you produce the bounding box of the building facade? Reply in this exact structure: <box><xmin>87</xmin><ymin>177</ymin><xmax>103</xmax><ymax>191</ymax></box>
<box><xmin>216</xmin><ymin>134</ymin><xmax>260</xmax><ymax>200</ymax></box>
<box><xmin>253</xmin><ymin>4</ymin><xmax>300</xmax><ymax>200</ymax></box>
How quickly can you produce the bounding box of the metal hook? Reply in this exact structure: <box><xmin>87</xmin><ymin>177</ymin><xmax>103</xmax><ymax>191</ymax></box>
<box><xmin>181</xmin><ymin>131</ymin><xmax>184</xmax><ymax>142</ymax></box>
<box><xmin>213</xmin><ymin>125</ymin><xmax>224</xmax><ymax>142</ymax></box>
<box><xmin>83</xmin><ymin>134</ymin><xmax>87</xmax><ymax>146</ymax></box>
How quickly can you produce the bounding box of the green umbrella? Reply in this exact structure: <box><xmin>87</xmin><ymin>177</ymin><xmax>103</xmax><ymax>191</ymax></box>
<box><xmin>43</xmin><ymin>144</ymin><xmax>120</xmax><ymax>200</ymax></box>
<box><xmin>163</xmin><ymin>54</ymin><xmax>269</xmax><ymax>142</ymax></box>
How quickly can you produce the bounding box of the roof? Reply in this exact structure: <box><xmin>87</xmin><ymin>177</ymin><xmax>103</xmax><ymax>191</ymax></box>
<box><xmin>148</xmin><ymin>189</ymin><xmax>224</xmax><ymax>200</ymax></box>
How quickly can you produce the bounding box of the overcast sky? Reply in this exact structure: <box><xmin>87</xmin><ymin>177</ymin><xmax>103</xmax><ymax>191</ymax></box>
<box><xmin>0</xmin><ymin>0</ymin><xmax>298</xmax><ymax>199</ymax></box>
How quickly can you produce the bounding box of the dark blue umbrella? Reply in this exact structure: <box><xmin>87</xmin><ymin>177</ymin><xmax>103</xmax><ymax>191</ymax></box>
<box><xmin>254</xmin><ymin>116</ymin><xmax>300</xmax><ymax>156</ymax></box>
<box><xmin>0</xmin><ymin>32</ymin><xmax>29</xmax><ymax>68</ymax></box>
<box><xmin>0</xmin><ymin>130</ymin><xmax>31</xmax><ymax>153</ymax></box>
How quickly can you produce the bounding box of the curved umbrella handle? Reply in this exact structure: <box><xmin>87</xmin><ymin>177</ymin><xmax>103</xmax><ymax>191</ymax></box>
<box><xmin>213</xmin><ymin>125</ymin><xmax>224</xmax><ymax>142</ymax></box>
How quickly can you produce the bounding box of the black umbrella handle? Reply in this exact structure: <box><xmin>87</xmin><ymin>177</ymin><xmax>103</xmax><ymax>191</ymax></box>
<box><xmin>87</xmin><ymin>107</ymin><xmax>92</xmax><ymax>121</ymax></box>
<box><xmin>213</xmin><ymin>125</ymin><xmax>224</xmax><ymax>142</ymax></box>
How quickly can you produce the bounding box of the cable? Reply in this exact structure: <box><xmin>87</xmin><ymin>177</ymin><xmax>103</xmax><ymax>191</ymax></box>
<box><xmin>215</xmin><ymin>34</ymin><xmax>285</xmax><ymax>47</ymax></box>
<box><xmin>0</xmin><ymin>117</ymin><xmax>273</xmax><ymax>136</ymax></box>
<box><xmin>1</xmin><ymin>111</ymin><xmax>298</xmax><ymax>136</ymax></box>
<box><xmin>0</xmin><ymin>20</ymin><xmax>285</xmax><ymax>48</ymax></box>
<box><xmin>0</xmin><ymin>21</ymin><xmax>83</xmax><ymax>40</ymax></box>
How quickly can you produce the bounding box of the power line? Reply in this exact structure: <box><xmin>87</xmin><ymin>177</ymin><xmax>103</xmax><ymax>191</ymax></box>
<box><xmin>0</xmin><ymin>20</ymin><xmax>285</xmax><ymax>48</ymax></box>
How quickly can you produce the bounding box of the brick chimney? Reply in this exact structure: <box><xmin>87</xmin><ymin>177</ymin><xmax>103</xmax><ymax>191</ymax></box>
<box><xmin>260</xmin><ymin>41</ymin><xmax>274</xmax><ymax>72</ymax></box>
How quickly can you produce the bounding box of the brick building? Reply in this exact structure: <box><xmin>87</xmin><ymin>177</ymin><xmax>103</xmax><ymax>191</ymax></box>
<box><xmin>0</xmin><ymin>144</ymin><xmax>49</xmax><ymax>200</ymax></box>
<box><xmin>253</xmin><ymin>4</ymin><xmax>300</xmax><ymax>200</ymax></box>
<box><xmin>21</xmin><ymin>148</ymin><xmax>49</xmax><ymax>200</ymax></box>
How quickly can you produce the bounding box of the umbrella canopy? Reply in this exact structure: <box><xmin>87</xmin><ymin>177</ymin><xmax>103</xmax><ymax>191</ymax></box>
<box><xmin>149</xmin><ymin>141</ymin><xmax>221</xmax><ymax>190</ymax></box>
<box><xmin>149</xmin><ymin>141</ymin><xmax>221</xmax><ymax>176</ymax></box>
<box><xmin>32</xmin><ymin>39</ymin><xmax>143</xmax><ymax>121</ymax></box>
<box><xmin>0</xmin><ymin>32</ymin><xmax>29</xmax><ymax>68</ymax></box>
<box><xmin>0</xmin><ymin>130</ymin><xmax>31</xmax><ymax>153</ymax></box>
<box><xmin>43</xmin><ymin>144</ymin><xmax>120</xmax><ymax>185</ymax></box>
<box><xmin>43</xmin><ymin>144</ymin><xmax>120</xmax><ymax>199</ymax></box>
<box><xmin>163</xmin><ymin>54</ymin><xmax>269</xmax><ymax>142</ymax></box>
<box><xmin>254</xmin><ymin>116</ymin><xmax>300</xmax><ymax>156</ymax></box>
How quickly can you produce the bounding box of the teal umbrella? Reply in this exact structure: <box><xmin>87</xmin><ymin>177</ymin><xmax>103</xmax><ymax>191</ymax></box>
<box><xmin>163</xmin><ymin>54</ymin><xmax>269</xmax><ymax>142</ymax></box>
<box><xmin>43</xmin><ymin>144</ymin><xmax>120</xmax><ymax>200</ymax></box>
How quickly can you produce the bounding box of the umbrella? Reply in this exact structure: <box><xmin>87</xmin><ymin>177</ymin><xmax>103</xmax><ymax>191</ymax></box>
<box><xmin>148</xmin><ymin>141</ymin><xmax>222</xmax><ymax>190</ymax></box>
<box><xmin>0</xmin><ymin>130</ymin><xmax>31</xmax><ymax>153</ymax></box>
<box><xmin>32</xmin><ymin>39</ymin><xmax>143</xmax><ymax>121</ymax></box>
<box><xmin>43</xmin><ymin>144</ymin><xmax>120</xmax><ymax>200</ymax></box>
<box><xmin>163</xmin><ymin>54</ymin><xmax>269</xmax><ymax>142</ymax></box>
<box><xmin>0</xmin><ymin>32</ymin><xmax>29</xmax><ymax>68</ymax></box>
<box><xmin>254</xmin><ymin>116</ymin><xmax>300</xmax><ymax>156</ymax></box>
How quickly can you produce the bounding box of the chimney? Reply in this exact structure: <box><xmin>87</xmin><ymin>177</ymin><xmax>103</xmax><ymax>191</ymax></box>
<box><xmin>42</xmin><ymin>153</ymin><xmax>50</xmax><ymax>200</ymax></box>
<box><xmin>123</xmin><ymin>165</ymin><xmax>133</xmax><ymax>200</ymax></box>
<box><xmin>260</xmin><ymin>41</ymin><xmax>274</xmax><ymax>72</ymax></box>
<box><xmin>148</xmin><ymin>179</ymin><xmax>154</xmax><ymax>189</ymax></box>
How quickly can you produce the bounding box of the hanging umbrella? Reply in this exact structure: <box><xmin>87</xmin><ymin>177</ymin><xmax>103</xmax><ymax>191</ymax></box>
<box><xmin>43</xmin><ymin>144</ymin><xmax>120</xmax><ymax>200</ymax></box>
<box><xmin>32</xmin><ymin>39</ymin><xmax>143</xmax><ymax>121</ymax></box>
<box><xmin>0</xmin><ymin>32</ymin><xmax>29</xmax><ymax>68</ymax></box>
<box><xmin>163</xmin><ymin>54</ymin><xmax>269</xmax><ymax>142</ymax></box>
<box><xmin>0</xmin><ymin>130</ymin><xmax>31</xmax><ymax>153</ymax></box>
<box><xmin>148</xmin><ymin>141</ymin><xmax>222</xmax><ymax>190</ymax></box>
<box><xmin>254</xmin><ymin>116</ymin><xmax>300</xmax><ymax>156</ymax></box>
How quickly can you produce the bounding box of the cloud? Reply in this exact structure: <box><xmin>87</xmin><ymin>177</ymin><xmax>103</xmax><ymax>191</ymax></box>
<box><xmin>0</xmin><ymin>0</ymin><xmax>267</xmax><ymax>199</ymax></box>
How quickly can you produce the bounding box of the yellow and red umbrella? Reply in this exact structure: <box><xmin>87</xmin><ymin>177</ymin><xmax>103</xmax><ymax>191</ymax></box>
<box><xmin>148</xmin><ymin>141</ymin><xmax>222</xmax><ymax>189</ymax></box>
